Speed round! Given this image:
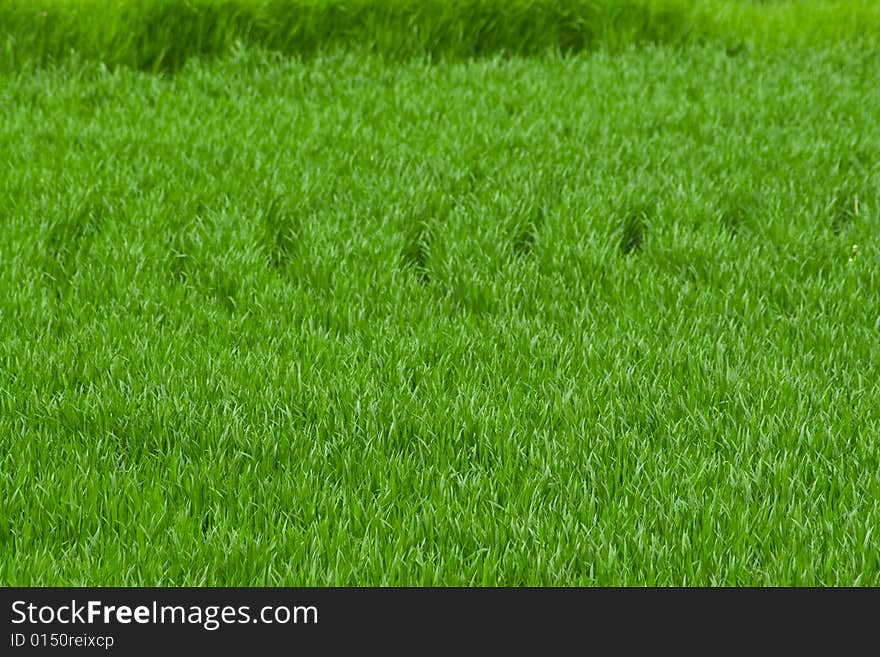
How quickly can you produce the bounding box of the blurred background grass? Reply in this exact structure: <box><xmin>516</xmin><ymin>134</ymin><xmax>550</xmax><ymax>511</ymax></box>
<box><xmin>1</xmin><ymin>0</ymin><xmax>878</xmax><ymax>73</ymax></box>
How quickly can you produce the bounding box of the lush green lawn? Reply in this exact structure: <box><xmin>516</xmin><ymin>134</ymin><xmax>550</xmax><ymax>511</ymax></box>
<box><xmin>2</xmin><ymin>36</ymin><xmax>879</xmax><ymax>584</ymax></box>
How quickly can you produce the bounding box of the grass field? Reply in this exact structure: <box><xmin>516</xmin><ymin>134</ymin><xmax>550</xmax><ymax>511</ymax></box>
<box><xmin>3</xmin><ymin>0</ymin><xmax>880</xmax><ymax>72</ymax></box>
<box><xmin>2</xmin><ymin>2</ymin><xmax>880</xmax><ymax>585</ymax></box>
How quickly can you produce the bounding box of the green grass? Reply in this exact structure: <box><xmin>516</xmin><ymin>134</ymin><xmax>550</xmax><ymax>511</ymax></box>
<box><xmin>2</xmin><ymin>0</ymin><xmax>880</xmax><ymax>72</ymax></box>
<box><xmin>2</xmin><ymin>5</ymin><xmax>880</xmax><ymax>585</ymax></box>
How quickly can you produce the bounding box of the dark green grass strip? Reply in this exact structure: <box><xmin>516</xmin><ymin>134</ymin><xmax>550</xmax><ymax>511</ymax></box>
<box><xmin>2</xmin><ymin>0</ymin><xmax>879</xmax><ymax>73</ymax></box>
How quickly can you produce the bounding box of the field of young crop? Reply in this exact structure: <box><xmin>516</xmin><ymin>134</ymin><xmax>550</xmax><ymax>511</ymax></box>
<box><xmin>2</xmin><ymin>1</ymin><xmax>879</xmax><ymax>585</ymax></box>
